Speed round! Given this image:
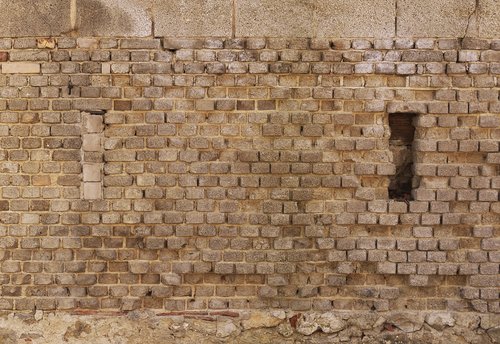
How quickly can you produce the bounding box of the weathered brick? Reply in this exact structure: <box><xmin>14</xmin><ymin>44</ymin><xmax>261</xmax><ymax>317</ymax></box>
<box><xmin>402</xmin><ymin>51</ymin><xmax>443</xmax><ymax>62</ymax></box>
<box><xmin>73</xmin><ymin>99</ymin><xmax>112</xmax><ymax>111</ymax></box>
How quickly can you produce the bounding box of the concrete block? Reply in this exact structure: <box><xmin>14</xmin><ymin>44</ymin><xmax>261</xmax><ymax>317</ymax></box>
<box><xmin>236</xmin><ymin>0</ymin><xmax>316</xmax><ymax>37</ymax></box>
<box><xmin>83</xmin><ymin>182</ymin><xmax>102</xmax><ymax>200</ymax></box>
<box><xmin>1</xmin><ymin>63</ymin><xmax>40</xmax><ymax>74</ymax></box>
<box><xmin>153</xmin><ymin>0</ymin><xmax>232</xmax><ymax>37</ymax></box>
<box><xmin>316</xmin><ymin>0</ymin><xmax>396</xmax><ymax>38</ymax></box>
<box><xmin>83</xmin><ymin>134</ymin><xmax>102</xmax><ymax>151</ymax></box>
<box><xmin>397</xmin><ymin>0</ymin><xmax>476</xmax><ymax>37</ymax></box>
<box><xmin>83</xmin><ymin>164</ymin><xmax>102</xmax><ymax>182</ymax></box>
<box><xmin>0</xmin><ymin>0</ymin><xmax>71</xmax><ymax>37</ymax></box>
<box><xmin>77</xmin><ymin>0</ymin><xmax>152</xmax><ymax>37</ymax></box>
<box><xmin>85</xmin><ymin>115</ymin><xmax>104</xmax><ymax>134</ymax></box>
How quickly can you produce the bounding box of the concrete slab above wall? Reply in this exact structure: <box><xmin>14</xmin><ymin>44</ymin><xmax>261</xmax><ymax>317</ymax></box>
<box><xmin>316</xmin><ymin>0</ymin><xmax>396</xmax><ymax>38</ymax></box>
<box><xmin>397</xmin><ymin>0</ymin><xmax>476</xmax><ymax>37</ymax></box>
<box><xmin>235</xmin><ymin>0</ymin><xmax>395</xmax><ymax>38</ymax></box>
<box><xmin>76</xmin><ymin>0</ymin><xmax>152</xmax><ymax>37</ymax></box>
<box><xmin>235</xmin><ymin>0</ymin><xmax>316</xmax><ymax>37</ymax></box>
<box><xmin>476</xmin><ymin>0</ymin><xmax>500</xmax><ymax>38</ymax></box>
<box><xmin>0</xmin><ymin>0</ymin><xmax>497</xmax><ymax>39</ymax></box>
<box><xmin>0</xmin><ymin>0</ymin><xmax>72</xmax><ymax>37</ymax></box>
<box><xmin>153</xmin><ymin>0</ymin><xmax>232</xmax><ymax>37</ymax></box>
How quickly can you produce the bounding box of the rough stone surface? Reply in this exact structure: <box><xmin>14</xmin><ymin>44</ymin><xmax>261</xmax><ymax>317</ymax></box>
<box><xmin>153</xmin><ymin>0</ymin><xmax>232</xmax><ymax>37</ymax></box>
<box><xmin>295</xmin><ymin>313</ymin><xmax>347</xmax><ymax>335</ymax></box>
<box><xmin>216</xmin><ymin>321</ymin><xmax>240</xmax><ymax>338</ymax></box>
<box><xmin>0</xmin><ymin>0</ymin><xmax>72</xmax><ymax>37</ymax></box>
<box><xmin>0</xmin><ymin>328</ymin><xmax>17</xmax><ymax>344</ymax></box>
<box><xmin>425</xmin><ymin>312</ymin><xmax>456</xmax><ymax>331</ymax></box>
<box><xmin>241</xmin><ymin>311</ymin><xmax>283</xmax><ymax>330</ymax></box>
<box><xmin>0</xmin><ymin>311</ymin><xmax>494</xmax><ymax>343</ymax></box>
<box><xmin>316</xmin><ymin>314</ymin><xmax>346</xmax><ymax>334</ymax></box>
<box><xmin>385</xmin><ymin>313</ymin><xmax>425</xmax><ymax>333</ymax></box>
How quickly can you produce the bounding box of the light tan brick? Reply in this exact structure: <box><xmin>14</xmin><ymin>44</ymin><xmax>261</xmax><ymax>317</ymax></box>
<box><xmin>1</xmin><ymin>62</ymin><xmax>40</xmax><ymax>74</ymax></box>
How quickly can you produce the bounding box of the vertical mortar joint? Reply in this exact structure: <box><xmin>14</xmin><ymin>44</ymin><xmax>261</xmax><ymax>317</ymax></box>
<box><xmin>395</xmin><ymin>0</ymin><xmax>398</xmax><ymax>37</ymax></box>
<box><xmin>232</xmin><ymin>0</ymin><xmax>236</xmax><ymax>38</ymax></box>
<box><xmin>70</xmin><ymin>0</ymin><xmax>77</xmax><ymax>30</ymax></box>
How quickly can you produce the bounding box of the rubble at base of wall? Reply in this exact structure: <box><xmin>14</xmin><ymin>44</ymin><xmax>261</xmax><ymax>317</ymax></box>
<box><xmin>0</xmin><ymin>310</ymin><xmax>497</xmax><ymax>343</ymax></box>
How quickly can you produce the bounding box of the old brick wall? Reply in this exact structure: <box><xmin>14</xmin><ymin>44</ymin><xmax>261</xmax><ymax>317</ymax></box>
<box><xmin>0</xmin><ymin>0</ymin><xmax>499</xmax><ymax>342</ymax></box>
<box><xmin>1</xmin><ymin>32</ymin><xmax>498</xmax><ymax>314</ymax></box>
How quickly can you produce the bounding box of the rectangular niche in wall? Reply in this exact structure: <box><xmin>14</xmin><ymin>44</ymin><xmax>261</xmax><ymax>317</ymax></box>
<box><xmin>388</xmin><ymin>113</ymin><xmax>417</xmax><ymax>200</ymax></box>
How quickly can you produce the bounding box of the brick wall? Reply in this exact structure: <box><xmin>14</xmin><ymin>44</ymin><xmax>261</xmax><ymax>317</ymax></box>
<box><xmin>0</xmin><ymin>35</ymin><xmax>498</xmax><ymax>315</ymax></box>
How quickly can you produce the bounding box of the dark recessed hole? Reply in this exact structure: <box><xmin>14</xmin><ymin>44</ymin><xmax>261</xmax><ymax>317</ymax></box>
<box><xmin>389</xmin><ymin>113</ymin><xmax>417</xmax><ymax>200</ymax></box>
<box><xmin>87</xmin><ymin>110</ymin><xmax>107</xmax><ymax>116</ymax></box>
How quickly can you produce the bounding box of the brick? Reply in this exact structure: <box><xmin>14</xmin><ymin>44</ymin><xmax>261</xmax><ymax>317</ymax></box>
<box><xmin>402</xmin><ymin>51</ymin><xmax>443</xmax><ymax>62</ymax></box>
<box><xmin>121</xmin><ymin>39</ymin><xmax>161</xmax><ymax>50</ymax></box>
<box><xmin>1</xmin><ymin>63</ymin><xmax>40</xmax><ymax>74</ymax></box>
<box><xmin>378</xmin><ymin>262</ymin><xmax>396</xmax><ymax>274</ymax></box>
<box><xmin>9</xmin><ymin>50</ymin><xmax>49</xmax><ymax>61</ymax></box>
<box><xmin>487</xmin><ymin>153</ymin><xmax>500</xmax><ymax>164</ymax></box>
<box><xmin>74</xmin><ymin>99</ymin><xmax>112</xmax><ymax>111</ymax></box>
<box><xmin>481</xmin><ymin>50</ymin><xmax>500</xmax><ymax>62</ymax></box>
<box><xmin>469</xmin><ymin>276</ymin><xmax>499</xmax><ymax>287</ymax></box>
<box><xmin>83</xmin><ymin>182</ymin><xmax>102</xmax><ymax>200</ymax></box>
<box><xmin>83</xmin><ymin>164</ymin><xmax>101</xmax><ymax>182</ymax></box>
<box><xmin>409</xmin><ymin>275</ymin><xmax>428</xmax><ymax>286</ymax></box>
<box><xmin>482</xmin><ymin>239</ymin><xmax>500</xmax><ymax>251</ymax></box>
<box><xmin>479</xmin><ymin>115</ymin><xmax>500</xmax><ymax>128</ymax></box>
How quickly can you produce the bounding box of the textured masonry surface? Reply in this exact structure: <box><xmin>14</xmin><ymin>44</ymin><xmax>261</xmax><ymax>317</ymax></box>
<box><xmin>0</xmin><ymin>35</ymin><xmax>498</xmax><ymax>316</ymax></box>
<box><xmin>0</xmin><ymin>0</ymin><xmax>499</xmax><ymax>342</ymax></box>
